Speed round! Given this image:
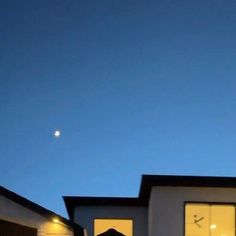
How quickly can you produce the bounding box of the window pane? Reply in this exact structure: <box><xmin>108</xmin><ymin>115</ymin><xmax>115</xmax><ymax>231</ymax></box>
<box><xmin>185</xmin><ymin>204</ymin><xmax>210</xmax><ymax>236</ymax></box>
<box><xmin>210</xmin><ymin>205</ymin><xmax>235</xmax><ymax>236</ymax></box>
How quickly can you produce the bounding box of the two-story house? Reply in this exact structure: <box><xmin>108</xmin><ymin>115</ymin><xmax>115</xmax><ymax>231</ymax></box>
<box><xmin>2</xmin><ymin>175</ymin><xmax>236</xmax><ymax>236</ymax></box>
<box><xmin>64</xmin><ymin>175</ymin><xmax>236</xmax><ymax>236</ymax></box>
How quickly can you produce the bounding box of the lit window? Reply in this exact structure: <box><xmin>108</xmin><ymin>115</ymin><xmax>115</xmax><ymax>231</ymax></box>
<box><xmin>185</xmin><ymin>203</ymin><xmax>235</xmax><ymax>236</ymax></box>
<box><xmin>94</xmin><ymin>219</ymin><xmax>133</xmax><ymax>236</ymax></box>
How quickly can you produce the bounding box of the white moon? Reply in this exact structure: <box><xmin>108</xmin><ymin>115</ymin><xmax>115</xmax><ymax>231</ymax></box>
<box><xmin>54</xmin><ymin>130</ymin><xmax>61</xmax><ymax>137</ymax></box>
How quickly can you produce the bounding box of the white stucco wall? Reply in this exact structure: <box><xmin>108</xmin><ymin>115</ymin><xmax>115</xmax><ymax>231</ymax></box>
<box><xmin>148</xmin><ymin>187</ymin><xmax>236</xmax><ymax>236</ymax></box>
<box><xmin>74</xmin><ymin>206</ymin><xmax>147</xmax><ymax>236</ymax></box>
<box><xmin>0</xmin><ymin>195</ymin><xmax>73</xmax><ymax>236</ymax></box>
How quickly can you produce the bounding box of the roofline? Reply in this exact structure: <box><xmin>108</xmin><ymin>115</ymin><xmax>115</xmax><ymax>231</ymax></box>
<box><xmin>63</xmin><ymin>196</ymin><xmax>145</xmax><ymax>220</ymax></box>
<box><xmin>139</xmin><ymin>174</ymin><xmax>236</xmax><ymax>200</ymax></box>
<box><xmin>64</xmin><ymin>174</ymin><xmax>236</xmax><ymax>220</ymax></box>
<box><xmin>0</xmin><ymin>186</ymin><xmax>84</xmax><ymax>235</ymax></box>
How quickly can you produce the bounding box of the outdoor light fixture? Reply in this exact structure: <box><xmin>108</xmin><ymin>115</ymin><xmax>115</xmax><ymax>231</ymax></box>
<box><xmin>53</xmin><ymin>217</ymin><xmax>59</xmax><ymax>223</ymax></box>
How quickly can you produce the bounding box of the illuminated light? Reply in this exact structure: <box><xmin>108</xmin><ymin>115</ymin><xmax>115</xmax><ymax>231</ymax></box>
<box><xmin>54</xmin><ymin>130</ymin><xmax>61</xmax><ymax>137</ymax></box>
<box><xmin>210</xmin><ymin>224</ymin><xmax>216</xmax><ymax>229</ymax></box>
<box><xmin>53</xmin><ymin>218</ymin><xmax>59</xmax><ymax>223</ymax></box>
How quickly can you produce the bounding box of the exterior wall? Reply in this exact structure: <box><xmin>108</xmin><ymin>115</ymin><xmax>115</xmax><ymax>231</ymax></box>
<box><xmin>74</xmin><ymin>206</ymin><xmax>147</xmax><ymax>236</ymax></box>
<box><xmin>148</xmin><ymin>187</ymin><xmax>236</xmax><ymax>236</ymax></box>
<box><xmin>0</xmin><ymin>195</ymin><xmax>73</xmax><ymax>236</ymax></box>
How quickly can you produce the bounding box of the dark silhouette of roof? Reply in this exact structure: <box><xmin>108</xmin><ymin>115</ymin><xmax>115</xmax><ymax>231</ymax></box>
<box><xmin>0</xmin><ymin>186</ymin><xmax>84</xmax><ymax>236</ymax></box>
<box><xmin>97</xmin><ymin>228</ymin><xmax>125</xmax><ymax>236</ymax></box>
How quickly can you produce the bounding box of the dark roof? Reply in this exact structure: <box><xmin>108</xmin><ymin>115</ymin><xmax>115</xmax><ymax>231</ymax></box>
<box><xmin>139</xmin><ymin>174</ymin><xmax>236</xmax><ymax>200</ymax></box>
<box><xmin>0</xmin><ymin>186</ymin><xmax>84</xmax><ymax>236</ymax></box>
<box><xmin>63</xmin><ymin>196</ymin><xmax>145</xmax><ymax>220</ymax></box>
<box><xmin>64</xmin><ymin>174</ymin><xmax>236</xmax><ymax>220</ymax></box>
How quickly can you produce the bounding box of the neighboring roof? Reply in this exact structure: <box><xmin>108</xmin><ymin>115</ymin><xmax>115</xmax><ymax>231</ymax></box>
<box><xmin>64</xmin><ymin>174</ymin><xmax>236</xmax><ymax>220</ymax></box>
<box><xmin>0</xmin><ymin>186</ymin><xmax>84</xmax><ymax>236</ymax></box>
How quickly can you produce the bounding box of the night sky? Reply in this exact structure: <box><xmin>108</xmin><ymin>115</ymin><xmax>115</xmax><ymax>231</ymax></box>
<box><xmin>1</xmin><ymin>0</ymin><xmax>236</xmax><ymax>217</ymax></box>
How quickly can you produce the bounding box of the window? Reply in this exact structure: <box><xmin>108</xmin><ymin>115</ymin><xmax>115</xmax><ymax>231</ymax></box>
<box><xmin>185</xmin><ymin>203</ymin><xmax>235</xmax><ymax>236</ymax></box>
<box><xmin>94</xmin><ymin>219</ymin><xmax>133</xmax><ymax>236</ymax></box>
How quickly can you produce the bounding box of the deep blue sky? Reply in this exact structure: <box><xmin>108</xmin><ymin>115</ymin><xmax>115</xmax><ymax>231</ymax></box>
<box><xmin>1</xmin><ymin>0</ymin><xmax>236</xmax><ymax>217</ymax></box>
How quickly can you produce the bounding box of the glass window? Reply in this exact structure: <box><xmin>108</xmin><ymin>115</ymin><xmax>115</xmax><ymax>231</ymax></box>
<box><xmin>185</xmin><ymin>204</ymin><xmax>235</xmax><ymax>236</ymax></box>
<box><xmin>94</xmin><ymin>219</ymin><xmax>133</xmax><ymax>236</ymax></box>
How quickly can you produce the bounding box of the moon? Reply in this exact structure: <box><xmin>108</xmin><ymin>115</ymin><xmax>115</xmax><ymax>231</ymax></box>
<box><xmin>54</xmin><ymin>130</ymin><xmax>61</xmax><ymax>137</ymax></box>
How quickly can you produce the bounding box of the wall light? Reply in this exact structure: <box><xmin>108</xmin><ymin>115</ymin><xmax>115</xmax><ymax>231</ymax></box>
<box><xmin>53</xmin><ymin>217</ymin><xmax>59</xmax><ymax>223</ymax></box>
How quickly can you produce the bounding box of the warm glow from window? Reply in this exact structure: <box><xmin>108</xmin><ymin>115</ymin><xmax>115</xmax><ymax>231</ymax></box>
<box><xmin>94</xmin><ymin>219</ymin><xmax>133</xmax><ymax>236</ymax></box>
<box><xmin>185</xmin><ymin>204</ymin><xmax>235</xmax><ymax>236</ymax></box>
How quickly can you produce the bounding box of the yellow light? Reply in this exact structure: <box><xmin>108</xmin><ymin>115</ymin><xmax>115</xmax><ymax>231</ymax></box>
<box><xmin>210</xmin><ymin>224</ymin><xmax>216</xmax><ymax>229</ymax></box>
<box><xmin>53</xmin><ymin>218</ymin><xmax>59</xmax><ymax>223</ymax></box>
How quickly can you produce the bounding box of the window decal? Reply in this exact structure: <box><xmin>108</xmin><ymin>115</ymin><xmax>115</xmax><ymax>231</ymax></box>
<box><xmin>94</xmin><ymin>219</ymin><xmax>132</xmax><ymax>236</ymax></box>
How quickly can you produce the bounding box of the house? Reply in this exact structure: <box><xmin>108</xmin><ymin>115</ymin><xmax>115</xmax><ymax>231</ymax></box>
<box><xmin>0</xmin><ymin>186</ymin><xmax>83</xmax><ymax>236</ymax></box>
<box><xmin>64</xmin><ymin>175</ymin><xmax>236</xmax><ymax>236</ymax></box>
<box><xmin>2</xmin><ymin>175</ymin><xmax>236</xmax><ymax>236</ymax></box>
